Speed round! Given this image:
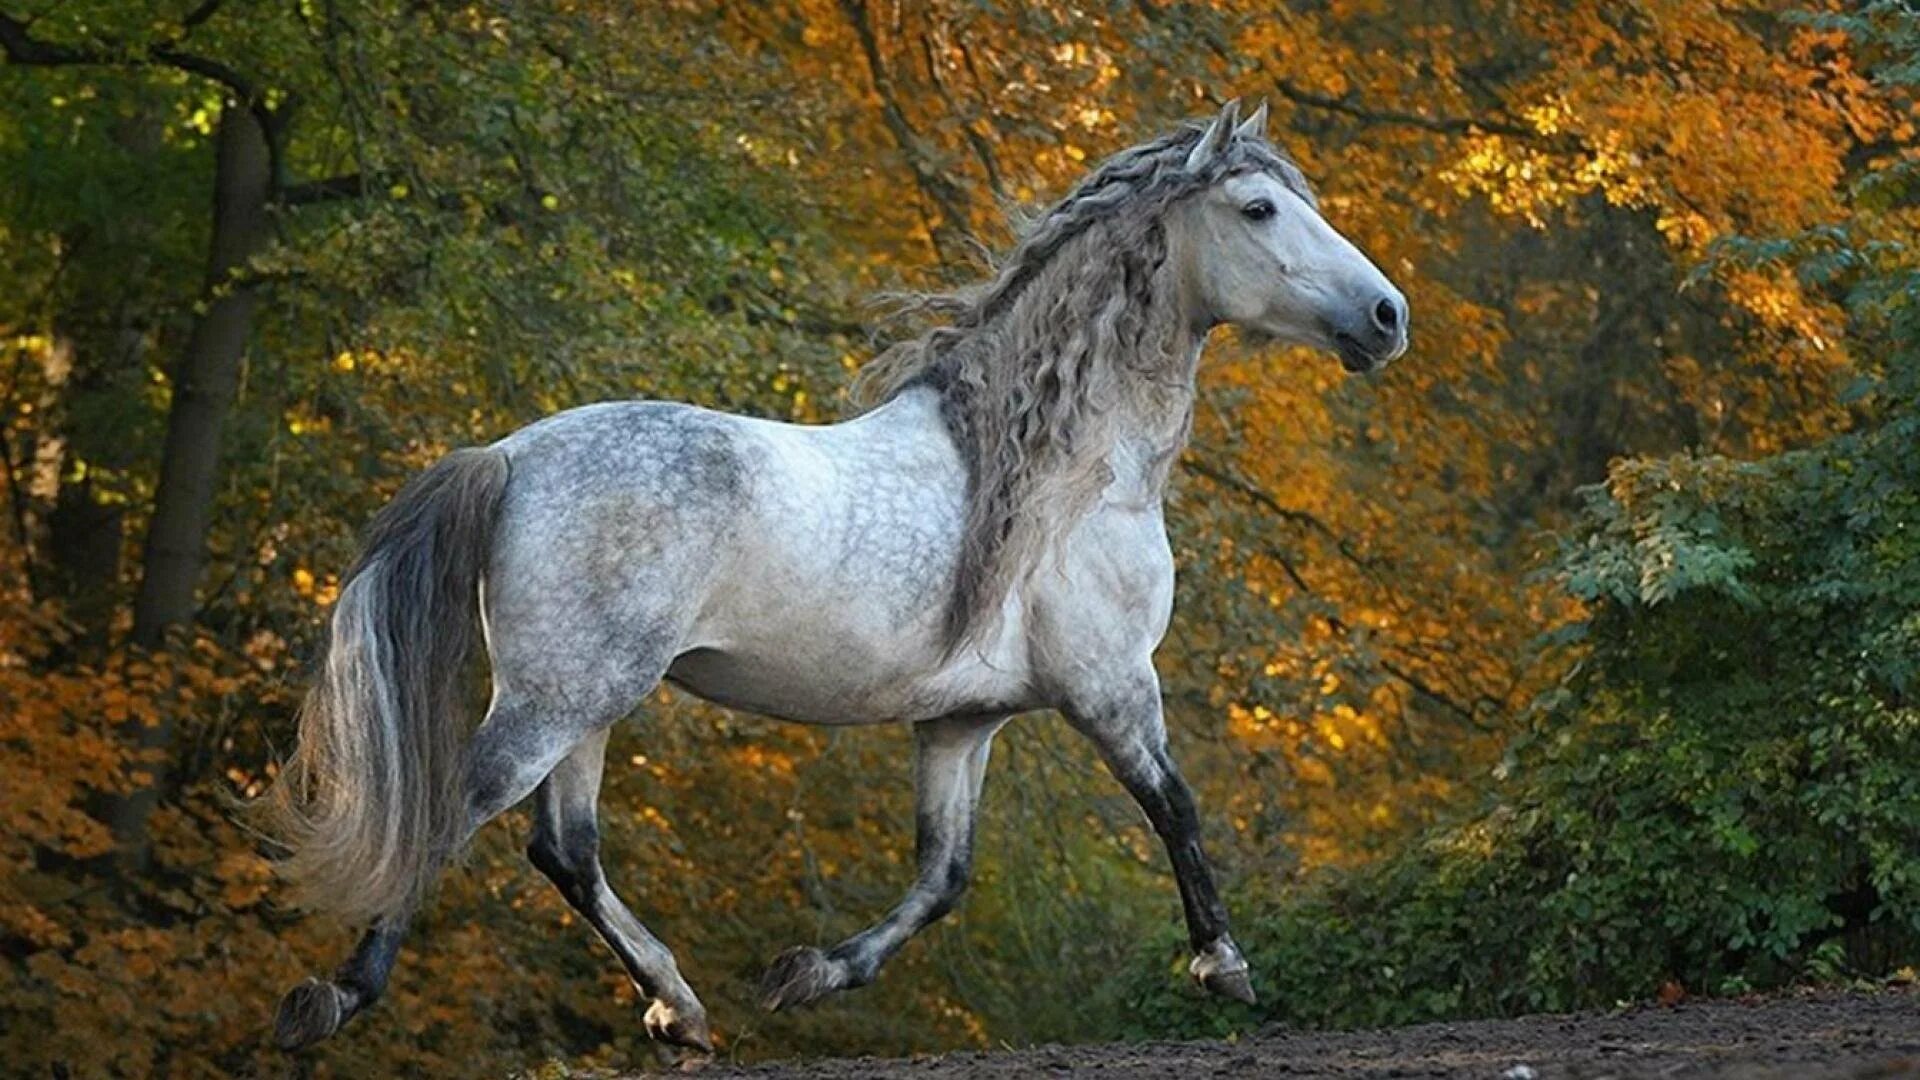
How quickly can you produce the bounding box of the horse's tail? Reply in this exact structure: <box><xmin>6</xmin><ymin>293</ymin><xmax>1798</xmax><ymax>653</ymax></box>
<box><xmin>264</xmin><ymin>447</ymin><xmax>510</xmax><ymax>925</ymax></box>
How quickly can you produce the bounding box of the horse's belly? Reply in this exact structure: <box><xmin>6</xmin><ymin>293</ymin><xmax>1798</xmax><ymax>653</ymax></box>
<box><xmin>662</xmin><ymin>635</ymin><xmax>1026</xmax><ymax>725</ymax></box>
<box><xmin>668</xmin><ymin>528</ymin><xmax>1035</xmax><ymax>722</ymax></box>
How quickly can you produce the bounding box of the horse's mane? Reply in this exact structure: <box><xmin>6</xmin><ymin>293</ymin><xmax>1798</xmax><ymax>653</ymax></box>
<box><xmin>852</xmin><ymin>117</ymin><xmax>1312</xmax><ymax>653</ymax></box>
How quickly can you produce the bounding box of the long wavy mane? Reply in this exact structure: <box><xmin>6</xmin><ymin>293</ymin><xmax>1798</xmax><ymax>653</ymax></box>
<box><xmin>853</xmin><ymin>117</ymin><xmax>1312</xmax><ymax>653</ymax></box>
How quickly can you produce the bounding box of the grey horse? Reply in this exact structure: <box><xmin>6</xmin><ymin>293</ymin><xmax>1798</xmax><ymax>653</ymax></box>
<box><xmin>267</xmin><ymin>99</ymin><xmax>1409</xmax><ymax>1055</ymax></box>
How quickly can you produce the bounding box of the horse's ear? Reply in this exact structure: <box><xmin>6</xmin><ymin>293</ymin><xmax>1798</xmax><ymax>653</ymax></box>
<box><xmin>1185</xmin><ymin>98</ymin><xmax>1241</xmax><ymax>172</ymax></box>
<box><xmin>1234</xmin><ymin>100</ymin><xmax>1269</xmax><ymax>141</ymax></box>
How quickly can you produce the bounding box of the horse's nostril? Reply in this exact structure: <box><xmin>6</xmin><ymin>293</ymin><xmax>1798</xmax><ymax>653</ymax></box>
<box><xmin>1372</xmin><ymin>296</ymin><xmax>1400</xmax><ymax>333</ymax></box>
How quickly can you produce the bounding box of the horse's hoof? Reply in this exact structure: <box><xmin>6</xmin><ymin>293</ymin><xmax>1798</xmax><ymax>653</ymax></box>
<box><xmin>1190</xmin><ymin>936</ymin><xmax>1257</xmax><ymax>1006</ymax></box>
<box><xmin>644</xmin><ymin>997</ymin><xmax>714</xmax><ymax>1053</ymax></box>
<box><xmin>274</xmin><ymin>977</ymin><xmax>347</xmax><ymax>1051</ymax></box>
<box><xmin>1199</xmin><ymin>966</ymin><xmax>1257</xmax><ymax>1006</ymax></box>
<box><xmin>758</xmin><ymin>945</ymin><xmax>840</xmax><ymax>1012</ymax></box>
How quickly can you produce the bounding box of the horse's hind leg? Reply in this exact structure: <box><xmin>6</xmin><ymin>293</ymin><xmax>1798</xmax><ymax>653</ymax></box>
<box><xmin>760</xmin><ymin>713</ymin><xmax>1007</xmax><ymax>1011</ymax></box>
<box><xmin>276</xmin><ymin>686</ymin><xmax>638</xmax><ymax>1050</ymax></box>
<box><xmin>274</xmin><ymin>917</ymin><xmax>410</xmax><ymax>1051</ymax></box>
<box><xmin>528</xmin><ymin>727</ymin><xmax>711</xmax><ymax>1052</ymax></box>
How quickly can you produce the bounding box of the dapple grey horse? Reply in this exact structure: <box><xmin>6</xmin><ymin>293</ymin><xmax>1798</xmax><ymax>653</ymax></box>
<box><xmin>268</xmin><ymin>99</ymin><xmax>1408</xmax><ymax>1054</ymax></box>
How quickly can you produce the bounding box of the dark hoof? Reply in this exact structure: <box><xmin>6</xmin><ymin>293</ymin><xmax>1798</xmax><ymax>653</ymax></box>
<box><xmin>758</xmin><ymin>945</ymin><xmax>841</xmax><ymax>1012</ymax></box>
<box><xmin>1200</xmin><ymin>966</ymin><xmax>1257</xmax><ymax>1006</ymax></box>
<box><xmin>644</xmin><ymin>998</ymin><xmax>714</xmax><ymax>1053</ymax></box>
<box><xmin>274</xmin><ymin>977</ymin><xmax>346</xmax><ymax>1051</ymax></box>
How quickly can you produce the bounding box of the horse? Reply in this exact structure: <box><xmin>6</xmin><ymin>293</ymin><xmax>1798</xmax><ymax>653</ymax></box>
<box><xmin>266</xmin><ymin>98</ymin><xmax>1409</xmax><ymax>1055</ymax></box>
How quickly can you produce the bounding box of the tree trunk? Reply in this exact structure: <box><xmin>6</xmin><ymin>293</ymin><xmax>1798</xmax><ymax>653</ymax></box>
<box><xmin>51</xmin><ymin>108</ymin><xmax>166</xmax><ymax>647</ymax></box>
<box><xmin>113</xmin><ymin>103</ymin><xmax>272</xmax><ymax>867</ymax></box>
<box><xmin>48</xmin><ymin>475</ymin><xmax>123</xmax><ymax>636</ymax></box>
<box><xmin>130</xmin><ymin>105</ymin><xmax>270</xmax><ymax>648</ymax></box>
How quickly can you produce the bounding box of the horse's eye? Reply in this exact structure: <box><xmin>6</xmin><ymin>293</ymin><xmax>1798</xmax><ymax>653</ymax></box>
<box><xmin>1241</xmin><ymin>199</ymin><xmax>1276</xmax><ymax>222</ymax></box>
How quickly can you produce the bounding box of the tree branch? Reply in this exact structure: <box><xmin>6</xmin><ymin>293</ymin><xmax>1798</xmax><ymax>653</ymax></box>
<box><xmin>179</xmin><ymin>0</ymin><xmax>226</xmax><ymax>33</ymax></box>
<box><xmin>0</xmin><ymin>12</ymin><xmax>259</xmax><ymax>103</ymax></box>
<box><xmin>1185</xmin><ymin>452</ymin><xmax>1498</xmax><ymax>729</ymax></box>
<box><xmin>1268</xmin><ymin>77</ymin><xmax>1540</xmax><ymax>141</ymax></box>
<box><xmin>918</xmin><ymin>28</ymin><xmax>1005</xmax><ymax>203</ymax></box>
<box><xmin>838</xmin><ymin>0</ymin><xmax>976</xmax><ymax>263</ymax></box>
<box><xmin>0</xmin><ymin>10</ymin><xmax>289</xmax><ymax>191</ymax></box>
<box><xmin>148</xmin><ymin>45</ymin><xmax>261</xmax><ymax>104</ymax></box>
<box><xmin>1128</xmin><ymin>0</ymin><xmax>1552</xmax><ymax>145</ymax></box>
<box><xmin>1184</xmin><ymin>453</ymin><xmax>1379</xmax><ymax>572</ymax></box>
<box><xmin>279</xmin><ymin>172</ymin><xmax>369</xmax><ymax>206</ymax></box>
<box><xmin>0</xmin><ymin>12</ymin><xmax>83</xmax><ymax>65</ymax></box>
<box><xmin>1376</xmin><ymin>656</ymin><xmax>1495</xmax><ymax>730</ymax></box>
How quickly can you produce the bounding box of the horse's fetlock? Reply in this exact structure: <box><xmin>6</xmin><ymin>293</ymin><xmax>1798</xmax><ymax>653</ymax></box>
<box><xmin>829</xmin><ymin>947</ymin><xmax>878</xmax><ymax>988</ymax></box>
<box><xmin>1190</xmin><ymin>934</ymin><xmax>1247</xmax><ymax>977</ymax></box>
<box><xmin>335</xmin><ymin>975</ymin><xmax>380</xmax><ymax>1009</ymax></box>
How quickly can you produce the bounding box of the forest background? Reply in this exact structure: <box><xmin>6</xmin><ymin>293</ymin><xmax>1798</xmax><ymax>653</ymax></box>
<box><xmin>4</xmin><ymin>1</ymin><xmax>1920</xmax><ymax>1075</ymax></box>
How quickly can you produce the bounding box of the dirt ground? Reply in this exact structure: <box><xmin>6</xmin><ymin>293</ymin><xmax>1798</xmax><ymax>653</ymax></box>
<box><xmin>688</xmin><ymin>988</ymin><xmax>1920</xmax><ymax>1078</ymax></box>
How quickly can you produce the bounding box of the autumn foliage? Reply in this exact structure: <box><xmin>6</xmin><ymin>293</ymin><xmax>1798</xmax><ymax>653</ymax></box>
<box><xmin>3</xmin><ymin>0</ymin><xmax>1918</xmax><ymax>1074</ymax></box>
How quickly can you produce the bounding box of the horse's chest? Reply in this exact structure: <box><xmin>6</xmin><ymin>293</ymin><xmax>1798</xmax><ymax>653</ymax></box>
<box><xmin>1031</xmin><ymin>505</ymin><xmax>1176</xmax><ymax>661</ymax></box>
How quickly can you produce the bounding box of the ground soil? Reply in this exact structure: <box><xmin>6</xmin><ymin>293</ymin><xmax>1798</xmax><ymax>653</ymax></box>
<box><xmin>690</xmin><ymin>988</ymin><xmax>1920</xmax><ymax>1078</ymax></box>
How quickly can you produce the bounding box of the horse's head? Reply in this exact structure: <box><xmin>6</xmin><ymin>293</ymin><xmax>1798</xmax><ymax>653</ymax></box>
<box><xmin>1168</xmin><ymin>100</ymin><xmax>1408</xmax><ymax>374</ymax></box>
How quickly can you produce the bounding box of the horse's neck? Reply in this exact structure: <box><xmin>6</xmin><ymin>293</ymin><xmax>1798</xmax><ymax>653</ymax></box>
<box><xmin>1103</xmin><ymin>335</ymin><xmax>1205</xmax><ymax>507</ymax></box>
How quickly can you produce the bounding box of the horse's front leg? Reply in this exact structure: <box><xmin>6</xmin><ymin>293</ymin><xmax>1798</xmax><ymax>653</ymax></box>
<box><xmin>1065</xmin><ymin>673</ymin><xmax>1255</xmax><ymax>1005</ymax></box>
<box><xmin>760</xmin><ymin>713</ymin><xmax>1007</xmax><ymax>1011</ymax></box>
